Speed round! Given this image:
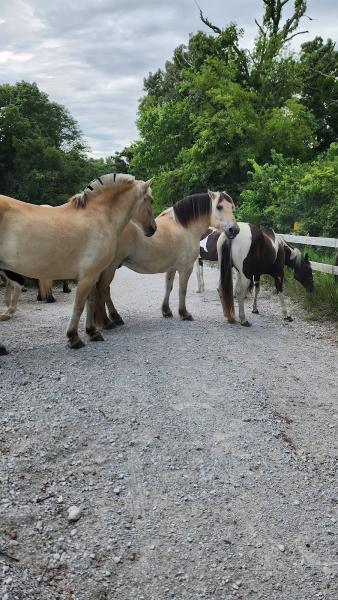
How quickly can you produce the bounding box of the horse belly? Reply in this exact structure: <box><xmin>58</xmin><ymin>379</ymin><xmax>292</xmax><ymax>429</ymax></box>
<box><xmin>0</xmin><ymin>224</ymin><xmax>83</xmax><ymax>280</ymax></box>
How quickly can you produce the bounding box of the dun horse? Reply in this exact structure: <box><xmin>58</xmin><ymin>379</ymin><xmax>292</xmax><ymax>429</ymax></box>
<box><xmin>92</xmin><ymin>190</ymin><xmax>239</xmax><ymax>330</ymax></box>
<box><xmin>196</xmin><ymin>223</ymin><xmax>314</xmax><ymax>325</ymax></box>
<box><xmin>0</xmin><ymin>270</ymin><xmax>24</xmax><ymax>321</ymax></box>
<box><xmin>0</xmin><ymin>174</ymin><xmax>155</xmax><ymax>348</ymax></box>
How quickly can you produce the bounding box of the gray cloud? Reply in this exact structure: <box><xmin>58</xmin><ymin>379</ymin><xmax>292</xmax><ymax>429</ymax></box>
<box><xmin>1</xmin><ymin>0</ymin><xmax>337</xmax><ymax>157</ymax></box>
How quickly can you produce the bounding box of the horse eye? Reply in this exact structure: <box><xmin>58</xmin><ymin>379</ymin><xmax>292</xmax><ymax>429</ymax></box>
<box><xmin>216</xmin><ymin>204</ymin><xmax>222</xmax><ymax>211</ymax></box>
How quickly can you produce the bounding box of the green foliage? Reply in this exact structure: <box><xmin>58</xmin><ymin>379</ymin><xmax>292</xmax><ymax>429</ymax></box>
<box><xmin>239</xmin><ymin>144</ymin><xmax>338</xmax><ymax>237</ymax></box>
<box><xmin>0</xmin><ymin>81</ymin><xmax>88</xmax><ymax>204</ymax></box>
<box><xmin>300</xmin><ymin>37</ymin><xmax>338</xmax><ymax>150</ymax></box>
<box><xmin>131</xmin><ymin>1</ymin><xmax>338</xmax><ymax>212</ymax></box>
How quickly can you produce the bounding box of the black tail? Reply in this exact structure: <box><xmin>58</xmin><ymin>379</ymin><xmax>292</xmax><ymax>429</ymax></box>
<box><xmin>219</xmin><ymin>236</ymin><xmax>235</xmax><ymax>321</ymax></box>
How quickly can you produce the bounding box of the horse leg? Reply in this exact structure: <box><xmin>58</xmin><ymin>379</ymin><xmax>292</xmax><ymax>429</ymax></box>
<box><xmin>275</xmin><ymin>275</ymin><xmax>293</xmax><ymax>321</ymax></box>
<box><xmin>63</xmin><ymin>280</ymin><xmax>71</xmax><ymax>293</ymax></box>
<box><xmin>4</xmin><ymin>281</ymin><xmax>12</xmax><ymax>307</ymax></box>
<box><xmin>252</xmin><ymin>277</ymin><xmax>261</xmax><ymax>314</ymax></box>
<box><xmin>237</xmin><ymin>274</ymin><xmax>251</xmax><ymax>326</ymax></box>
<box><xmin>67</xmin><ymin>277</ymin><xmax>102</xmax><ymax>348</ymax></box>
<box><xmin>161</xmin><ymin>270</ymin><xmax>176</xmax><ymax>318</ymax></box>
<box><xmin>106</xmin><ymin>287</ymin><xmax>124</xmax><ymax>326</ymax></box>
<box><xmin>196</xmin><ymin>258</ymin><xmax>204</xmax><ymax>293</ymax></box>
<box><xmin>0</xmin><ymin>281</ymin><xmax>22</xmax><ymax>321</ymax></box>
<box><xmin>178</xmin><ymin>267</ymin><xmax>194</xmax><ymax>321</ymax></box>
<box><xmin>95</xmin><ymin>268</ymin><xmax>124</xmax><ymax>329</ymax></box>
<box><xmin>85</xmin><ymin>287</ymin><xmax>105</xmax><ymax>342</ymax></box>
<box><xmin>37</xmin><ymin>279</ymin><xmax>55</xmax><ymax>303</ymax></box>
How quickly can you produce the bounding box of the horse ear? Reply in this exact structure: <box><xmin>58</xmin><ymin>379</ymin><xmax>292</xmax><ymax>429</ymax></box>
<box><xmin>208</xmin><ymin>189</ymin><xmax>218</xmax><ymax>201</ymax></box>
<box><xmin>143</xmin><ymin>178</ymin><xmax>153</xmax><ymax>191</ymax></box>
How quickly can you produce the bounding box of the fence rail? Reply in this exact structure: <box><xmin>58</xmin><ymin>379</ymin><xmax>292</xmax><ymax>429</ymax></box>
<box><xmin>279</xmin><ymin>233</ymin><xmax>338</xmax><ymax>276</ymax></box>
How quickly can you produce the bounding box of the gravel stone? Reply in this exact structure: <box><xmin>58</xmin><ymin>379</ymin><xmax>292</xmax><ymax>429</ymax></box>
<box><xmin>0</xmin><ymin>267</ymin><xmax>337</xmax><ymax>600</ymax></box>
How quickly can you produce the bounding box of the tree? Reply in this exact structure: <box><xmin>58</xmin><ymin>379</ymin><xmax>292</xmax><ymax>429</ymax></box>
<box><xmin>299</xmin><ymin>37</ymin><xmax>338</xmax><ymax>150</ymax></box>
<box><xmin>0</xmin><ymin>81</ymin><xmax>87</xmax><ymax>203</ymax></box>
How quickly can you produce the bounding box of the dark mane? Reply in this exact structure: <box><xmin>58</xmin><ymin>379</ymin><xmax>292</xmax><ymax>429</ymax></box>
<box><xmin>173</xmin><ymin>193</ymin><xmax>211</xmax><ymax>227</ymax></box>
<box><xmin>69</xmin><ymin>173</ymin><xmax>135</xmax><ymax>209</ymax></box>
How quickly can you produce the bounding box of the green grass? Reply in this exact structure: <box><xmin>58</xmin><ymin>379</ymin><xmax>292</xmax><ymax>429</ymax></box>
<box><xmin>283</xmin><ymin>245</ymin><xmax>338</xmax><ymax>322</ymax></box>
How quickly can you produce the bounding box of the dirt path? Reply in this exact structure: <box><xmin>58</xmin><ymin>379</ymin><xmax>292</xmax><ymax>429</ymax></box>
<box><xmin>1</xmin><ymin>266</ymin><xmax>337</xmax><ymax>600</ymax></box>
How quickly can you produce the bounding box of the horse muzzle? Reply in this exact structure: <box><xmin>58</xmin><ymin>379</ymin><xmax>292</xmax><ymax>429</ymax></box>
<box><xmin>145</xmin><ymin>223</ymin><xmax>157</xmax><ymax>237</ymax></box>
<box><xmin>224</xmin><ymin>223</ymin><xmax>240</xmax><ymax>240</ymax></box>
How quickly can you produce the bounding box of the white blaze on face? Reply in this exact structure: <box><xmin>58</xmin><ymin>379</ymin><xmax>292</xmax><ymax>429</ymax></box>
<box><xmin>208</xmin><ymin>190</ymin><xmax>236</xmax><ymax>230</ymax></box>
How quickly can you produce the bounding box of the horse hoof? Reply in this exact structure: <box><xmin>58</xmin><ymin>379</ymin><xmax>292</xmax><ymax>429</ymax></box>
<box><xmin>0</xmin><ymin>314</ymin><xmax>11</xmax><ymax>321</ymax></box>
<box><xmin>241</xmin><ymin>320</ymin><xmax>252</xmax><ymax>327</ymax></box>
<box><xmin>228</xmin><ymin>318</ymin><xmax>237</xmax><ymax>324</ymax></box>
<box><xmin>46</xmin><ymin>297</ymin><xmax>56</xmax><ymax>304</ymax></box>
<box><xmin>284</xmin><ymin>316</ymin><xmax>293</xmax><ymax>322</ymax></box>
<box><xmin>162</xmin><ymin>311</ymin><xmax>173</xmax><ymax>318</ymax></box>
<box><xmin>103</xmin><ymin>320</ymin><xmax>117</xmax><ymax>330</ymax></box>
<box><xmin>180</xmin><ymin>313</ymin><xmax>194</xmax><ymax>321</ymax></box>
<box><xmin>68</xmin><ymin>338</ymin><xmax>85</xmax><ymax>349</ymax></box>
<box><xmin>90</xmin><ymin>332</ymin><xmax>104</xmax><ymax>342</ymax></box>
<box><xmin>115</xmin><ymin>317</ymin><xmax>124</xmax><ymax>326</ymax></box>
<box><xmin>0</xmin><ymin>344</ymin><xmax>8</xmax><ymax>356</ymax></box>
<box><xmin>252</xmin><ymin>309</ymin><xmax>259</xmax><ymax>314</ymax></box>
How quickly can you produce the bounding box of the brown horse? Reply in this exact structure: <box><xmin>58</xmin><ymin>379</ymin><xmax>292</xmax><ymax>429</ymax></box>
<box><xmin>91</xmin><ymin>190</ymin><xmax>239</xmax><ymax>330</ymax></box>
<box><xmin>0</xmin><ymin>174</ymin><xmax>156</xmax><ymax>348</ymax></box>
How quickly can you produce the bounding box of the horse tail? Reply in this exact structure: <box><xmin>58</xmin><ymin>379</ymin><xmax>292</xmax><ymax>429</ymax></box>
<box><xmin>219</xmin><ymin>235</ymin><xmax>235</xmax><ymax>322</ymax></box>
<box><xmin>38</xmin><ymin>279</ymin><xmax>55</xmax><ymax>302</ymax></box>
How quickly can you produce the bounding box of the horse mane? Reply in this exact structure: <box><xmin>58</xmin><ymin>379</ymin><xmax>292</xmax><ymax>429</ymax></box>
<box><xmin>278</xmin><ymin>235</ymin><xmax>302</xmax><ymax>268</ymax></box>
<box><xmin>70</xmin><ymin>173</ymin><xmax>136</xmax><ymax>209</ymax></box>
<box><xmin>173</xmin><ymin>193</ymin><xmax>211</xmax><ymax>227</ymax></box>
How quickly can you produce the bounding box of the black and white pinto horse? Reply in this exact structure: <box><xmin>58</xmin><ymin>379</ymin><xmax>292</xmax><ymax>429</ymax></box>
<box><xmin>197</xmin><ymin>223</ymin><xmax>314</xmax><ymax>325</ymax></box>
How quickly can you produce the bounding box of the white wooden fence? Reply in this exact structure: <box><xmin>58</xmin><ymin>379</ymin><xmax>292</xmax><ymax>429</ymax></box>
<box><xmin>280</xmin><ymin>233</ymin><xmax>338</xmax><ymax>276</ymax></box>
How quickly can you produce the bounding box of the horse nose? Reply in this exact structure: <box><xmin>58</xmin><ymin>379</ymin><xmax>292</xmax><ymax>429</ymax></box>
<box><xmin>146</xmin><ymin>223</ymin><xmax>157</xmax><ymax>237</ymax></box>
<box><xmin>227</xmin><ymin>225</ymin><xmax>240</xmax><ymax>239</ymax></box>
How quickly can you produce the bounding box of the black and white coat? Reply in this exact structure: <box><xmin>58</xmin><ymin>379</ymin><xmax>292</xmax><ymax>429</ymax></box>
<box><xmin>197</xmin><ymin>223</ymin><xmax>313</xmax><ymax>325</ymax></box>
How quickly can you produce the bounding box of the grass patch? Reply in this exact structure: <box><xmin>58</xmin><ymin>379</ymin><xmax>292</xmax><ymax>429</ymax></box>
<box><xmin>284</xmin><ymin>245</ymin><xmax>338</xmax><ymax>322</ymax></box>
<box><xmin>284</xmin><ymin>269</ymin><xmax>338</xmax><ymax>322</ymax></box>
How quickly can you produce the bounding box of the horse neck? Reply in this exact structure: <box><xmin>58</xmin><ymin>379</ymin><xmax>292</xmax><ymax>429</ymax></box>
<box><xmin>100</xmin><ymin>187</ymin><xmax>140</xmax><ymax>232</ymax></box>
<box><xmin>188</xmin><ymin>213</ymin><xmax>212</xmax><ymax>237</ymax></box>
<box><xmin>282</xmin><ymin>241</ymin><xmax>296</xmax><ymax>270</ymax></box>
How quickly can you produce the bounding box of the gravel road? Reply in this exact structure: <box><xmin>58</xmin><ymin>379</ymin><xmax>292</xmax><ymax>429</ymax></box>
<box><xmin>0</xmin><ymin>266</ymin><xmax>337</xmax><ymax>600</ymax></box>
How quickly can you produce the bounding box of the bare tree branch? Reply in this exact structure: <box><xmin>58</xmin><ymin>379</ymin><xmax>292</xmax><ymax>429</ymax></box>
<box><xmin>284</xmin><ymin>30</ymin><xmax>309</xmax><ymax>43</ymax></box>
<box><xmin>255</xmin><ymin>18</ymin><xmax>267</xmax><ymax>37</ymax></box>
<box><xmin>199</xmin><ymin>8</ymin><xmax>222</xmax><ymax>35</ymax></box>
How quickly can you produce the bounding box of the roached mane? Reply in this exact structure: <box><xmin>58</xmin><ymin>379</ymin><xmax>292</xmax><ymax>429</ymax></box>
<box><xmin>173</xmin><ymin>193</ymin><xmax>211</xmax><ymax>228</ymax></box>
<box><xmin>70</xmin><ymin>173</ymin><xmax>136</xmax><ymax>209</ymax></box>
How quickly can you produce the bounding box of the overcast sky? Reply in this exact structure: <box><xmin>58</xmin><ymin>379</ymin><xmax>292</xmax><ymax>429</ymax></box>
<box><xmin>1</xmin><ymin>0</ymin><xmax>337</xmax><ymax>157</ymax></box>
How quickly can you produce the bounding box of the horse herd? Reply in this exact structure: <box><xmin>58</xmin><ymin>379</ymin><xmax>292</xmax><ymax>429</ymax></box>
<box><xmin>0</xmin><ymin>173</ymin><xmax>313</xmax><ymax>356</ymax></box>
